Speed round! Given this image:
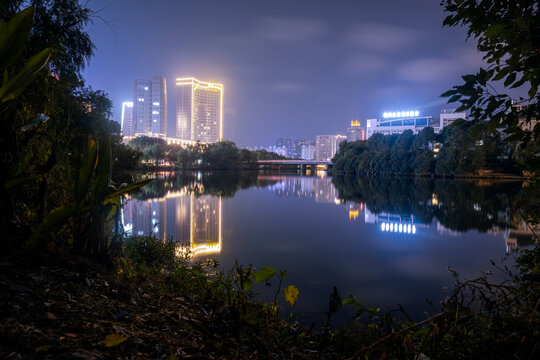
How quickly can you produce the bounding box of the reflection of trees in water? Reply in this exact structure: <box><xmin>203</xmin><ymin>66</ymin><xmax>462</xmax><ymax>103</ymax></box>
<box><xmin>130</xmin><ymin>171</ymin><xmax>278</xmax><ymax>201</ymax></box>
<box><xmin>332</xmin><ymin>176</ymin><xmax>524</xmax><ymax>233</ymax></box>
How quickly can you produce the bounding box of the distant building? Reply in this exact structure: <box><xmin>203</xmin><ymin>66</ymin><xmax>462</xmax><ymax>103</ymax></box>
<box><xmin>301</xmin><ymin>144</ymin><xmax>315</xmax><ymax>160</ymax></box>
<box><xmin>440</xmin><ymin>109</ymin><xmax>467</xmax><ymax>128</ymax></box>
<box><xmin>121</xmin><ymin>101</ymin><xmax>134</xmax><ymax>137</ymax></box>
<box><xmin>347</xmin><ymin>120</ymin><xmax>365</xmax><ymax>142</ymax></box>
<box><xmin>316</xmin><ymin>135</ymin><xmax>346</xmax><ymax>161</ymax></box>
<box><xmin>268</xmin><ymin>145</ymin><xmax>287</xmax><ymax>157</ymax></box>
<box><xmin>176</xmin><ymin>77</ymin><xmax>223</xmax><ymax>143</ymax></box>
<box><xmin>366</xmin><ymin>111</ymin><xmax>438</xmax><ymax>139</ymax></box>
<box><xmin>293</xmin><ymin>138</ymin><xmax>315</xmax><ymax>158</ymax></box>
<box><xmin>276</xmin><ymin>138</ymin><xmax>293</xmax><ymax>157</ymax></box>
<box><xmin>133</xmin><ymin>75</ymin><xmax>167</xmax><ymax>138</ymax></box>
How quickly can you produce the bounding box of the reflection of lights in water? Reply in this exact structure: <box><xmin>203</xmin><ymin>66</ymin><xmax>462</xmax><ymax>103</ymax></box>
<box><xmin>380</xmin><ymin>222</ymin><xmax>417</xmax><ymax>234</ymax></box>
<box><xmin>431</xmin><ymin>193</ymin><xmax>438</xmax><ymax>206</ymax></box>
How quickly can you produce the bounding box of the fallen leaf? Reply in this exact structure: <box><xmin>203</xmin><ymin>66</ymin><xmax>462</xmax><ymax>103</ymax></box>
<box><xmin>104</xmin><ymin>333</ymin><xmax>128</xmax><ymax>347</ymax></box>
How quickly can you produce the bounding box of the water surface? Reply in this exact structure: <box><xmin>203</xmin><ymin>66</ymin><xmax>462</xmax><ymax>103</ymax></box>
<box><xmin>122</xmin><ymin>172</ymin><xmax>533</xmax><ymax>325</ymax></box>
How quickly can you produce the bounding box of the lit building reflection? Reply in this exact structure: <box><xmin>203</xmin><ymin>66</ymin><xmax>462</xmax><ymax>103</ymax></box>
<box><xmin>365</xmin><ymin>208</ymin><xmax>425</xmax><ymax>235</ymax></box>
<box><xmin>261</xmin><ymin>175</ymin><xmax>339</xmax><ymax>204</ymax></box>
<box><xmin>122</xmin><ymin>190</ymin><xmax>222</xmax><ymax>258</ymax></box>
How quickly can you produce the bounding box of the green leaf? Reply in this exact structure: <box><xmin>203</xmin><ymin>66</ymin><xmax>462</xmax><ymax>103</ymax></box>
<box><xmin>284</xmin><ymin>285</ymin><xmax>299</xmax><ymax>307</ymax></box>
<box><xmin>440</xmin><ymin>89</ymin><xmax>458</xmax><ymax>98</ymax></box>
<box><xmin>104</xmin><ymin>179</ymin><xmax>153</xmax><ymax>200</ymax></box>
<box><xmin>93</xmin><ymin>140</ymin><xmax>111</xmax><ymax>199</ymax></box>
<box><xmin>448</xmin><ymin>94</ymin><xmax>462</xmax><ymax>103</ymax></box>
<box><xmin>504</xmin><ymin>72</ymin><xmax>516</xmax><ymax>87</ymax></box>
<box><xmin>0</xmin><ymin>7</ymin><xmax>34</xmax><ymax>70</ymax></box>
<box><xmin>103</xmin><ymin>334</ymin><xmax>128</xmax><ymax>347</ymax></box>
<box><xmin>488</xmin><ymin>116</ymin><xmax>501</xmax><ymax>132</ymax></box>
<box><xmin>30</xmin><ymin>202</ymin><xmax>78</xmax><ymax>245</ymax></box>
<box><xmin>485</xmin><ymin>24</ymin><xmax>505</xmax><ymax>38</ymax></box>
<box><xmin>528</xmin><ymin>85</ymin><xmax>537</xmax><ymax>98</ymax></box>
<box><xmin>5</xmin><ymin>174</ymin><xmax>41</xmax><ymax>190</ymax></box>
<box><xmin>76</xmin><ymin>140</ymin><xmax>98</xmax><ymax>201</ymax></box>
<box><xmin>19</xmin><ymin>113</ymin><xmax>49</xmax><ymax>132</ymax></box>
<box><xmin>0</xmin><ymin>47</ymin><xmax>52</xmax><ymax>102</ymax></box>
<box><xmin>342</xmin><ymin>294</ymin><xmax>356</xmax><ymax>306</ymax></box>
<box><xmin>254</xmin><ymin>266</ymin><xmax>276</xmax><ymax>283</ymax></box>
<box><xmin>241</xmin><ymin>278</ymin><xmax>253</xmax><ymax>291</ymax></box>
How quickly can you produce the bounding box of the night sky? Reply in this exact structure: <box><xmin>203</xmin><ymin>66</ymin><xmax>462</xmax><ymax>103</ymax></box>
<box><xmin>83</xmin><ymin>0</ymin><xmax>485</xmax><ymax>147</ymax></box>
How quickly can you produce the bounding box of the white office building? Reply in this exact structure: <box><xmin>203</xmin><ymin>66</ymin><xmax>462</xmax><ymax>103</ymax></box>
<box><xmin>366</xmin><ymin>111</ymin><xmax>439</xmax><ymax>139</ymax></box>
<box><xmin>440</xmin><ymin>109</ymin><xmax>467</xmax><ymax>128</ymax></box>
<box><xmin>133</xmin><ymin>75</ymin><xmax>167</xmax><ymax>138</ymax></box>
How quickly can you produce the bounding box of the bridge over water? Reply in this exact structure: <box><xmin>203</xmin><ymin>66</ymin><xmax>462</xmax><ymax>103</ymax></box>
<box><xmin>257</xmin><ymin>159</ymin><xmax>332</xmax><ymax>171</ymax></box>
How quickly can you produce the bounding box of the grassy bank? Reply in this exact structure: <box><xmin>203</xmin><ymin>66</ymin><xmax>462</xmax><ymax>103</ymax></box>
<box><xmin>2</xmin><ymin>236</ymin><xmax>539</xmax><ymax>359</ymax></box>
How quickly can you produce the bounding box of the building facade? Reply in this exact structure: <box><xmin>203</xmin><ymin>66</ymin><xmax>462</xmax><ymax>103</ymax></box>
<box><xmin>439</xmin><ymin>109</ymin><xmax>467</xmax><ymax>128</ymax></box>
<box><xmin>293</xmin><ymin>138</ymin><xmax>315</xmax><ymax>159</ymax></box>
<box><xmin>176</xmin><ymin>77</ymin><xmax>223</xmax><ymax>143</ymax></box>
<box><xmin>121</xmin><ymin>101</ymin><xmax>134</xmax><ymax>137</ymax></box>
<box><xmin>316</xmin><ymin>135</ymin><xmax>346</xmax><ymax>161</ymax></box>
<box><xmin>133</xmin><ymin>76</ymin><xmax>167</xmax><ymax>138</ymax></box>
<box><xmin>366</xmin><ymin>113</ymin><xmax>438</xmax><ymax>139</ymax></box>
<box><xmin>347</xmin><ymin>120</ymin><xmax>365</xmax><ymax>142</ymax></box>
<box><xmin>301</xmin><ymin>144</ymin><xmax>315</xmax><ymax>160</ymax></box>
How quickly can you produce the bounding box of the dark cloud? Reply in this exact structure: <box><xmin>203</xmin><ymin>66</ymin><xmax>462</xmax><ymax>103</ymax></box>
<box><xmin>256</xmin><ymin>17</ymin><xmax>328</xmax><ymax>43</ymax></box>
<box><xmin>344</xmin><ymin>22</ymin><xmax>422</xmax><ymax>52</ymax></box>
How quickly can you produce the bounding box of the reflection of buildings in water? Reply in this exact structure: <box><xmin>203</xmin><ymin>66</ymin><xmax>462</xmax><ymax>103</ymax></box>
<box><xmin>364</xmin><ymin>208</ymin><xmax>427</xmax><ymax>235</ymax></box>
<box><xmin>122</xmin><ymin>191</ymin><xmax>222</xmax><ymax>258</ymax></box>
<box><xmin>347</xmin><ymin>202</ymin><xmax>364</xmax><ymax>221</ymax></box>
<box><xmin>262</xmin><ymin>176</ymin><xmax>339</xmax><ymax>204</ymax></box>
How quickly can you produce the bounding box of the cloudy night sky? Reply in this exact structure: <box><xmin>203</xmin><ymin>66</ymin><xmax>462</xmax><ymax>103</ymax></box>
<box><xmin>83</xmin><ymin>0</ymin><xmax>486</xmax><ymax>147</ymax></box>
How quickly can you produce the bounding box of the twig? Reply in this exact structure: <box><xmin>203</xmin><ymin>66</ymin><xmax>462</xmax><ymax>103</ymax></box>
<box><xmin>354</xmin><ymin>312</ymin><xmax>445</xmax><ymax>356</ymax></box>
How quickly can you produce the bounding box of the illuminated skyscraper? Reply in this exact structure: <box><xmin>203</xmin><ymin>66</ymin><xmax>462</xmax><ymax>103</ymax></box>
<box><xmin>121</xmin><ymin>101</ymin><xmax>134</xmax><ymax>137</ymax></box>
<box><xmin>176</xmin><ymin>77</ymin><xmax>223</xmax><ymax>143</ymax></box>
<box><xmin>133</xmin><ymin>75</ymin><xmax>167</xmax><ymax>138</ymax></box>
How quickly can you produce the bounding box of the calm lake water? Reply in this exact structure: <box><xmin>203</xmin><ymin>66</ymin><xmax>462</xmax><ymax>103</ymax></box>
<box><xmin>122</xmin><ymin>171</ymin><xmax>533</xmax><ymax>325</ymax></box>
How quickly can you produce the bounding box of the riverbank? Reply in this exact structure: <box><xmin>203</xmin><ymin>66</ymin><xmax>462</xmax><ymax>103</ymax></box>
<box><xmin>0</xmin><ymin>250</ymin><xmax>334</xmax><ymax>359</ymax></box>
<box><xmin>2</xmin><ymin>235</ymin><xmax>539</xmax><ymax>359</ymax></box>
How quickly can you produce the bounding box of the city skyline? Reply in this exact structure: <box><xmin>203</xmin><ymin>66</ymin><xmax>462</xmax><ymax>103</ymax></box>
<box><xmin>83</xmin><ymin>0</ymin><xmax>526</xmax><ymax>147</ymax></box>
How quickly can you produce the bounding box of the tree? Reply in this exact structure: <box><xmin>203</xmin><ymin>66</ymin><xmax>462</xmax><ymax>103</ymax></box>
<box><xmin>441</xmin><ymin>0</ymin><xmax>539</xmax><ymax>172</ymax></box>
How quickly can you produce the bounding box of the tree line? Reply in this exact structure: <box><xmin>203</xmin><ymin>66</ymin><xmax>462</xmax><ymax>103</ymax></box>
<box><xmin>331</xmin><ymin>120</ymin><xmax>525</xmax><ymax>177</ymax></box>
<box><xmin>126</xmin><ymin>136</ymin><xmax>287</xmax><ymax>170</ymax></box>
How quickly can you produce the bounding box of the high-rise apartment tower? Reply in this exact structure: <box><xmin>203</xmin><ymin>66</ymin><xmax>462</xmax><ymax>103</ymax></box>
<box><xmin>176</xmin><ymin>77</ymin><xmax>223</xmax><ymax>143</ymax></box>
<box><xmin>133</xmin><ymin>75</ymin><xmax>167</xmax><ymax>138</ymax></box>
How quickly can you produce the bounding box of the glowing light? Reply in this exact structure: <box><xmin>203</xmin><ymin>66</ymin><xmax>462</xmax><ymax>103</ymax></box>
<box><xmin>351</xmin><ymin>120</ymin><xmax>361</xmax><ymax>126</ymax></box>
<box><xmin>381</xmin><ymin>223</ymin><xmax>386</xmax><ymax>231</ymax></box>
<box><xmin>349</xmin><ymin>210</ymin><xmax>359</xmax><ymax>221</ymax></box>
<box><xmin>415</xmin><ymin>111</ymin><xmax>420</xmax><ymax>116</ymax></box>
<box><xmin>144</xmin><ymin>86</ymin><xmax>149</xmax><ymax>91</ymax></box>
<box><xmin>399</xmin><ymin>224</ymin><xmax>403</xmax><ymax>232</ymax></box>
<box><xmin>385</xmin><ymin>223</ymin><xmax>389</xmax><ymax>231</ymax></box>
<box><xmin>407</xmin><ymin>224</ymin><xmax>412</xmax><ymax>233</ymax></box>
<box><xmin>412</xmin><ymin>225</ymin><xmax>416</xmax><ymax>234</ymax></box>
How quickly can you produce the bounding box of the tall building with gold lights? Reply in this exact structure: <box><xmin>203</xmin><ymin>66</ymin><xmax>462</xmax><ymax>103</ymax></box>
<box><xmin>347</xmin><ymin>120</ymin><xmax>365</xmax><ymax>142</ymax></box>
<box><xmin>176</xmin><ymin>77</ymin><xmax>223</xmax><ymax>143</ymax></box>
